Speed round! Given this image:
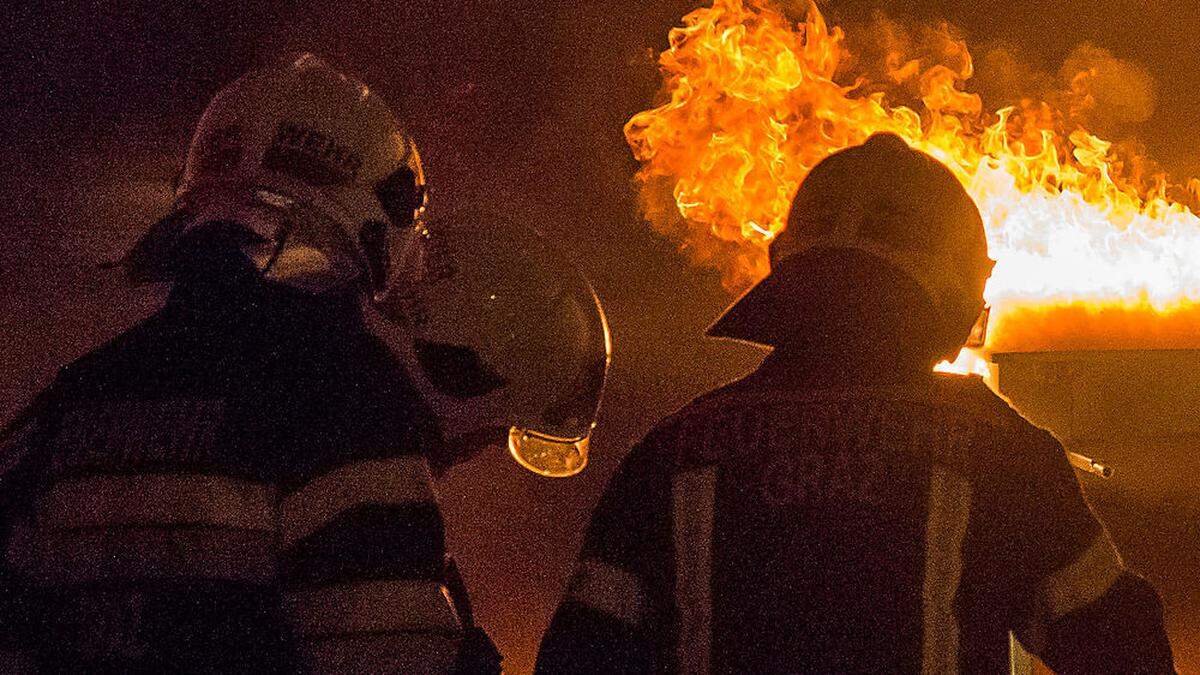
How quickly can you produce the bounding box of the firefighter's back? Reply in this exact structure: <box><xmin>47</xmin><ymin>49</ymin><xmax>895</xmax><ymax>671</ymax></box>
<box><xmin>539</xmin><ymin>355</ymin><xmax>1147</xmax><ymax>674</ymax></box>
<box><xmin>539</xmin><ymin>133</ymin><xmax>1171</xmax><ymax>675</ymax></box>
<box><xmin>0</xmin><ymin>285</ymin><xmax>448</xmax><ymax>672</ymax></box>
<box><xmin>658</xmin><ymin>366</ymin><xmax>1062</xmax><ymax>672</ymax></box>
<box><xmin>652</xmin><ymin>357</ymin><xmax>1137</xmax><ymax>667</ymax></box>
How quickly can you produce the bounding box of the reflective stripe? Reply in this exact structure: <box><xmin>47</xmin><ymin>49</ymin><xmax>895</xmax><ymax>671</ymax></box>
<box><xmin>300</xmin><ymin>633</ymin><xmax>462</xmax><ymax>674</ymax></box>
<box><xmin>1010</xmin><ymin>633</ymin><xmax>1036</xmax><ymax>675</ymax></box>
<box><xmin>1013</xmin><ymin>535</ymin><xmax>1124</xmax><ymax>667</ymax></box>
<box><xmin>281</xmin><ymin>456</ymin><xmax>436</xmax><ymax>548</ymax></box>
<box><xmin>565</xmin><ymin>559</ymin><xmax>648</xmax><ymax>628</ymax></box>
<box><xmin>673</xmin><ymin>467</ymin><xmax>716</xmax><ymax>675</ymax></box>
<box><xmin>24</xmin><ymin>525</ymin><xmax>275</xmax><ymax>584</ymax></box>
<box><xmin>38</xmin><ymin>474</ymin><xmax>276</xmax><ymax>531</ymax></box>
<box><xmin>921</xmin><ymin>465</ymin><xmax>972</xmax><ymax>675</ymax></box>
<box><xmin>284</xmin><ymin>579</ymin><xmax>462</xmax><ymax>637</ymax></box>
<box><xmin>1037</xmin><ymin>534</ymin><xmax>1124</xmax><ymax>620</ymax></box>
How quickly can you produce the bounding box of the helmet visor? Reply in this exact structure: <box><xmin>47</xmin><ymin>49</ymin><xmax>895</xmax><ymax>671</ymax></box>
<box><xmin>382</xmin><ymin>218</ymin><xmax>611</xmax><ymax>477</ymax></box>
<box><xmin>508</xmin><ymin>427</ymin><xmax>589</xmax><ymax>478</ymax></box>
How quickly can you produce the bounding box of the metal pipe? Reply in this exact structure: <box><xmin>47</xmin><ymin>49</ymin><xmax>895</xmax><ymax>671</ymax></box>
<box><xmin>1067</xmin><ymin>450</ymin><xmax>1113</xmax><ymax>479</ymax></box>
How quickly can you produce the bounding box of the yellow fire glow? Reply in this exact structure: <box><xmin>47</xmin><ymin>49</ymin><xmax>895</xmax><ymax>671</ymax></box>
<box><xmin>625</xmin><ymin>0</ymin><xmax>1200</xmax><ymax>374</ymax></box>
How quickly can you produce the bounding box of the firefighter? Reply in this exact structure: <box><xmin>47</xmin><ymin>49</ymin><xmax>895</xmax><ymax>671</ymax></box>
<box><xmin>0</xmin><ymin>55</ymin><xmax>610</xmax><ymax>673</ymax></box>
<box><xmin>536</xmin><ymin>133</ymin><xmax>1174</xmax><ymax>674</ymax></box>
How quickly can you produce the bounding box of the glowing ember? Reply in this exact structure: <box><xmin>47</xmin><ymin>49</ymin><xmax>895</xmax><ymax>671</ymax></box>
<box><xmin>625</xmin><ymin>0</ymin><xmax>1200</xmax><ymax>375</ymax></box>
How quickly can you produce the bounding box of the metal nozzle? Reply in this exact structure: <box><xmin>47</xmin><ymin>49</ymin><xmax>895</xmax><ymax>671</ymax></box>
<box><xmin>1067</xmin><ymin>451</ymin><xmax>1113</xmax><ymax>479</ymax></box>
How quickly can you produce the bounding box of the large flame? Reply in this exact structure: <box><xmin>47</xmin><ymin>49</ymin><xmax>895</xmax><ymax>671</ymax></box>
<box><xmin>625</xmin><ymin>0</ymin><xmax>1200</xmax><ymax>375</ymax></box>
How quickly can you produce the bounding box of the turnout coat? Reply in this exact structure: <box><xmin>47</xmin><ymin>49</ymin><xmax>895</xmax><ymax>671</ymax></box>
<box><xmin>0</xmin><ymin>278</ymin><xmax>495</xmax><ymax>673</ymax></box>
<box><xmin>537</xmin><ymin>352</ymin><xmax>1173</xmax><ymax>674</ymax></box>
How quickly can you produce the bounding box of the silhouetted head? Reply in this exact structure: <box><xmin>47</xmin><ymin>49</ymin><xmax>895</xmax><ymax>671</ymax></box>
<box><xmin>708</xmin><ymin>133</ymin><xmax>994</xmax><ymax>369</ymax></box>
<box><xmin>117</xmin><ymin>54</ymin><xmax>427</xmax><ymax>301</ymax></box>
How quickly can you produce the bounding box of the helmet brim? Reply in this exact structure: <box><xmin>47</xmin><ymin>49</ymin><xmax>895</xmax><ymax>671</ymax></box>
<box><xmin>705</xmin><ymin>267</ymin><xmax>796</xmax><ymax>346</ymax></box>
<box><xmin>706</xmin><ymin>247</ymin><xmax>907</xmax><ymax>347</ymax></box>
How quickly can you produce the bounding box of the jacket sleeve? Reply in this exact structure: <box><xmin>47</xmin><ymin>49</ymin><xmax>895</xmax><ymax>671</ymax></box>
<box><xmin>536</xmin><ymin>439</ymin><xmax>678</xmax><ymax>674</ymax></box>
<box><xmin>1008</xmin><ymin>432</ymin><xmax>1174</xmax><ymax>674</ymax></box>
<box><xmin>0</xmin><ymin>390</ymin><xmax>58</xmax><ymax>673</ymax></box>
<box><xmin>278</xmin><ymin>449</ymin><xmax>478</xmax><ymax>673</ymax></box>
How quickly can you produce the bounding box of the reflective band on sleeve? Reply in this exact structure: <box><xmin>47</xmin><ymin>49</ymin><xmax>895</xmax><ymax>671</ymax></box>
<box><xmin>1037</xmin><ymin>534</ymin><xmax>1124</xmax><ymax>621</ymax></box>
<box><xmin>565</xmin><ymin>559</ymin><xmax>649</xmax><ymax>628</ymax></box>
<box><xmin>1010</xmin><ymin>632</ymin><xmax>1037</xmax><ymax>675</ymax></box>
<box><xmin>26</xmin><ymin>525</ymin><xmax>275</xmax><ymax>585</ymax></box>
<box><xmin>281</xmin><ymin>456</ymin><xmax>436</xmax><ymax>548</ymax></box>
<box><xmin>284</xmin><ymin>579</ymin><xmax>462</xmax><ymax>637</ymax></box>
<box><xmin>38</xmin><ymin>474</ymin><xmax>276</xmax><ymax>532</ymax></box>
<box><xmin>921</xmin><ymin>465</ymin><xmax>972</xmax><ymax>675</ymax></box>
<box><xmin>672</xmin><ymin>467</ymin><xmax>716</xmax><ymax>675</ymax></box>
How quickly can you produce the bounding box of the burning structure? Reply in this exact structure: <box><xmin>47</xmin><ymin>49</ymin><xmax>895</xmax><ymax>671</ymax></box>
<box><xmin>625</xmin><ymin>0</ymin><xmax>1200</xmax><ymax>371</ymax></box>
<box><xmin>624</xmin><ymin>0</ymin><xmax>1200</xmax><ymax>667</ymax></box>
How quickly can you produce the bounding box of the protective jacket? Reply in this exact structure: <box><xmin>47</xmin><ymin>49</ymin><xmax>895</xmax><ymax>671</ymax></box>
<box><xmin>0</xmin><ymin>269</ymin><xmax>498</xmax><ymax>673</ymax></box>
<box><xmin>537</xmin><ymin>351</ymin><xmax>1174</xmax><ymax>674</ymax></box>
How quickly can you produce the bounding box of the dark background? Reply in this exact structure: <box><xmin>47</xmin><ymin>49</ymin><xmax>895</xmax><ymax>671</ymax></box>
<box><xmin>3</xmin><ymin>2</ymin><xmax>1199</xmax><ymax>671</ymax></box>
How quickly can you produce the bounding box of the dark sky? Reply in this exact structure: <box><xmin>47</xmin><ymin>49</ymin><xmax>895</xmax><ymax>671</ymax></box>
<box><xmin>3</xmin><ymin>1</ymin><xmax>1200</xmax><ymax>671</ymax></box>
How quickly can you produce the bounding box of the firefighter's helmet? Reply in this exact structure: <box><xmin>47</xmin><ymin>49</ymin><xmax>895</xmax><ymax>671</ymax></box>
<box><xmin>119</xmin><ymin>54</ymin><xmax>427</xmax><ymax>299</ymax></box>
<box><xmin>708</xmin><ymin>132</ymin><xmax>995</xmax><ymax>358</ymax></box>
<box><xmin>373</xmin><ymin>217</ymin><xmax>611</xmax><ymax>478</ymax></box>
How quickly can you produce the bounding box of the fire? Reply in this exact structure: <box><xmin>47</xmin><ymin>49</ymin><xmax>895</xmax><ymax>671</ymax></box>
<box><xmin>625</xmin><ymin>0</ymin><xmax>1200</xmax><ymax>375</ymax></box>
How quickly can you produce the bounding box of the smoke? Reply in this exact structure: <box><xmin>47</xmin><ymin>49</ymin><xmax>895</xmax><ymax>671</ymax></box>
<box><xmin>829</xmin><ymin>9</ymin><xmax>1175</xmax><ymax>205</ymax></box>
<box><xmin>973</xmin><ymin>40</ymin><xmax>1170</xmax><ymax>202</ymax></box>
<box><xmin>839</xmin><ymin>11</ymin><xmax>977</xmax><ymax>111</ymax></box>
<box><xmin>815</xmin><ymin>3</ymin><xmax>1159</xmax><ymax>140</ymax></box>
<box><xmin>973</xmin><ymin>42</ymin><xmax>1157</xmax><ymax>138</ymax></box>
<box><xmin>971</xmin><ymin>46</ymin><xmax>1055</xmax><ymax>108</ymax></box>
<box><xmin>827</xmin><ymin>7</ymin><xmax>1168</xmax><ymax>204</ymax></box>
<box><xmin>1060</xmin><ymin>44</ymin><xmax>1157</xmax><ymax>133</ymax></box>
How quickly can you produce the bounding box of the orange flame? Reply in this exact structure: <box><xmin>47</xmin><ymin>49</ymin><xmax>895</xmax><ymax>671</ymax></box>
<box><xmin>625</xmin><ymin>0</ymin><xmax>1200</xmax><ymax>375</ymax></box>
